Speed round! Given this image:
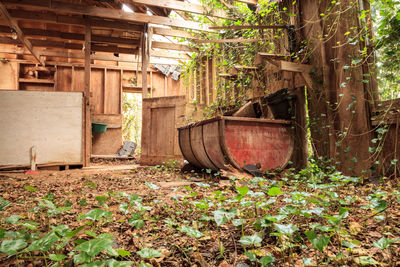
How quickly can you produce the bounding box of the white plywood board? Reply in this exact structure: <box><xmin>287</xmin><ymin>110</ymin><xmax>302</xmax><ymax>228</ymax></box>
<box><xmin>0</xmin><ymin>90</ymin><xmax>83</xmax><ymax>166</ymax></box>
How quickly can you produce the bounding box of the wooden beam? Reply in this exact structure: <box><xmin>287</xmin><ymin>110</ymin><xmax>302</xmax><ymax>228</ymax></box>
<box><xmin>7</xmin><ymin>9</ymin><xmax>143</xmax><ymax>32</ymax></box>
<box><xmin>152</xmin><ymin>27</ymin><xmax>199</xmax><ymax>39</ymax></box>
<box><xmin>0</xmin><ymin>36</ymin><xmax>138</xmax><ymax>54</ymax></box>
<box><xmin>84</xmin><ymin>23</ymin><xmax>91</xmax><ymax>167</ymax></box>
<box><xmin>254</xmin><ymin>52</ymin><xmax>288</xmax><ymax>65</ymax></box>
<box><xmin>209</xmin><ymin>25</ymin><xmax>287</xmax><ymax>30</ymax></box>
<box><xmin>142</xmin><ymin>24</ymin><xmax>150</xmax><ymax>98</ymax></box>
<box><xmin>194</xmin><ymin>38</ymin><xmax>264</xmax><ymax>44</ymax></box>
<box><xmin>234</xmin><ymin>0</ymin><xmax>258</xmax><ymax>5</ymax></box>
<box><xmin>124</xmin><ymin>0</ymin><xmax>230</xmax><ymax>19</ymax></box>
<box><xmin>278</xmin><ymin>61</ymin><xmax>313</xmax><ymax>73</ymax></box>
<box><xmin>152</xmin><ymin>41</ymin><xmax>197</xmax><ymax>52</ymax></box>
<box><xmin>0</xmin><ymin>25</ymin><xmax>140</xmax><ymax>46</ymax></box>
<box><xmin>3</xmin><ymin>0</ymin><xmax>213</xmax><ymax>32</ymax></box>
<box><xmin>0</xmin><ymin>3</ymin><xmax>44</xmax><ymax>65</ymax></box>
<box><xmin>0</xmin><ymin>46</ymin><xmax>187</xmax><ymax>64</ymax></box>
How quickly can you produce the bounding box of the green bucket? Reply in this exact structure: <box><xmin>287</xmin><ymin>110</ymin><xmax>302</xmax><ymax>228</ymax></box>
<box><xmin>92</xmin><ymin>122</ymin><xmax>107</xmax><ymax>133</ymax></box>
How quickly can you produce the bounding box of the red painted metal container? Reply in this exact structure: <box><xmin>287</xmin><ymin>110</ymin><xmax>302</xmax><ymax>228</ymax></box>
<box><xmin>178</xmin><ymin>116</ymin><xmax>294</xmax><ymax>172</ymax></box>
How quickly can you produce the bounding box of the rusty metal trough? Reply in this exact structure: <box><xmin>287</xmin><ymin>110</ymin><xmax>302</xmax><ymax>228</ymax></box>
<box><xmin>178</xmin><ymin>116</ymin><xmax>294</xmax><ymax>172</ymax></box>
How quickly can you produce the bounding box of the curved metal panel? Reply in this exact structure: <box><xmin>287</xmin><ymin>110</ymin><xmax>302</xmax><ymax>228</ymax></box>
<box><xmin>190</xmin><ymin>125</ymin><xmax>219</xmax><ymax>171</ymax></box>
<box><xmin>223</xmin><ymin>119</ymin><xmax>293</xmax><ymax>171</ymax></box>
<box><xmin>202</xmin><ymin>120</ymin><xmax>227</xmax><ymax>170</ymax></box>
<box><xmin>178</xmin><ymin>127</ymin><xmax>202</xmax><ymax>168</ymax></box>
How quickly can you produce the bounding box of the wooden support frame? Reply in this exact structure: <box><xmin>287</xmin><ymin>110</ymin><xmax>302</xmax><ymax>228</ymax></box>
<box><xmin>83</xmin><ymin>23</ymin><xmax>91</xmax><ymax>166</ymax></box>
<box><xmin>0</xmin><ymin>3</ymin><xmax>44</xmax><ymax>65</ymax></box>
<box><xmin>3</xmin><ymin>0</ymin><xmax>213</xmax><ymax>32</ymax></box>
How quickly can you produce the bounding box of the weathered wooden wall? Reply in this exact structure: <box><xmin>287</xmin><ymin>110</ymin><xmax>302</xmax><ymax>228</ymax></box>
<box><xmin>0</xmin><ymin>60</ymin><xmax>185</xmax><ymax>157</ymax></box>
<box><xmin>0</xmin><ymin>90</ymin><xmax>83</xmax><ymax>168</ymax></box>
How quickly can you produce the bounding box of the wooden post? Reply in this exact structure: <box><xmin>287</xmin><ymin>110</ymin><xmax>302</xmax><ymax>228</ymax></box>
<box><xmin>83</xmin><ymin>23</ymin><xmax>91</xmax><ymax>166</ymax></box>
<box><xmin>141</xmin><ymin>24</ymin><xmax>150</xmax><ymax>98</ymax></box>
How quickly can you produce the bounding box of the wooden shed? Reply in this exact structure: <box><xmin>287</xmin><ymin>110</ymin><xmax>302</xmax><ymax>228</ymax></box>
<box><xmin>0</xmin><ymin>0</ymin><xmax>223</xmax><ymax>170</ymax></box>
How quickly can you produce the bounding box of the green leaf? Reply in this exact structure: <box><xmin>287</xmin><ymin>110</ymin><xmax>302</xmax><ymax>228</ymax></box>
<box><xmin>371</xmin><ymin>199</ymin><xmax>388</xmax><ymax>212</ymax></box>
<box><xmin>119</xmin><ymin>202</ymin><xmax>130</xmax><ymax>215</ymax></box>
<box><xmin>232</xmin><ymin>219</ymin><xmax>245</xmax><ymax>227</ymax></box>
<box><xmin>137</xmin><ymin>247</ymin><xmax>161</xmax><ymax>259</ymax></box>
<box><xmin>73</xmin><ymin>251</ymin><xmax>92</xmax><ymax>264</ymax></box>
<box><xmin>245</xmin><ymin>251</ymin><xmax>257</xmax><ymax>262</ymax></box>
<box><xmin>354</xmin><ymin>256</ymin><xmax>379</xmax><ymax>266</ymax></box>
<box><xmin>213</xmin><ymin>208</ymin><xmax>236</xmax><ymax>226</ymax></box>
<box><xmin>305</xmin><ymin>230</ymin><xmax>330</xmax><ymax>252</ymax></box>
<box><xmin>95</xmin><ymin>195</ymin><xmax>109</xmax><ymax>206</ymax></box>
<box><xmin>74</xmin><ymin>236</ymin><xmax>114</xmax><ymax>257</ymax></box>
<box><xmin>274</xmin><ymin>223</ymin><xmax>298</xmax><ymax>235</ymax></box>
<box><xmin>236</xmin><ymin>185</ymin><xmax>249</xmax><ymax>196</ymax></box>
<box><xmin>4</xmin><ymin>215</ymin><xmax>20</xmax><ymax>224</ymax></box>
<box><xmin>137</xmin><ymin>263</ymin><xmax>152</xmax><ymax>267</ymax></box>
<box><xmin>239</xmin><ymin>233</ymin><xmax>262</xmax><ymax>246</ymax></box>
<box><xmin>26</xmin><ymin>232</ymin><xmax>60</xmax><ymax>252</ymax></box>
<box><xmin>178</xmin><ymin>225</ymin><xmax>204</xmax><ymax>238</ymax></box>
<box><xmin>342</xmin><ymin>239</ymin><xmax>360</xmax><ymax>248</ymax></box>
<box><xmin>116</xmin><ymin>249</ymin><xmax>131</xmax><ymax>257</ymax></box>
<box><xmin>373</xmin><ymin>237</ymin><xmax>391</xmax><ymax>249</ymax></box>
<box><xmin>267</xmin><ymin>187</ymin><xmax>282</xmax><ymax>196</ymax></box>
<box><xmin>49</xmin><ymin>254</ymin><xmax>67</xmax><ymax>261</ymax></box>
<box><xmin>145</xmin><ymin>182</ymin><xmax>160</xmax><ymax>190</ymax></box>
<box><xmin>260</xmin><ymin>254</ymin><xmax>276</xmax><ymax>266</ymax></box>
<box><xmin>0</xmin><ymin>239</ymin><xmax>27</xmax><ymax>255</ymax></box>
<box><xmin>80</xmin><ymin>209</ymin><xmax>112</xmax><ymax>221</ymax></box>
<box><xmin>105</xmin><ymin>259</ymin><xmax>134</xmax><ymax>267</ymax></box>
<box><xmin>128</xmin><ymin>213</ymin><xmax>144</xmax><ymax>229</ymax></box>
<box><xmin>0</xmin><ymin>198</ymin><xmax>11</xmax><ymax>212</ymax></box>
<box><xmin>24</xmin><ymin>185</ymin><xmax>38</xmax><ymax>192</ymax></box>
<box><xmin>79</xmin><ymin>198</ymin><xmax>89</xmax><ymax>206</ymax></box>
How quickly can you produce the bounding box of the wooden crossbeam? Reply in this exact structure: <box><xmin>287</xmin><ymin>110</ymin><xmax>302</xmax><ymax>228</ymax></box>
<box><xmin>152</xmin><ymin>41</ymin><xmax>197</xmax><ymax>52</ymax></box>
<box><xmin>0</xmin><ymin>36</ymin><xmax>138</xmax><ymax>54</ymax></box>
<box><xmin>8</xmin><ymin>9</ymin><xmax>143</xmax><ymax>32</ymax></box>
<box><xmin>0</xmin><ymin>3</ymin><xmax>44</xmax><ymax>65</ymax></box>
<box><xmin>194</xmin><ymin>38</ymin><xmax>263</xmax><ymax>44</ymax></box>
<box><xmin>152</xmin><ymin>27</ymin><xmax>199</xmax><ymax>39</ymax></box>
<box><xmin>0</xmin><ymin>25</ymin><xmax>140</xmax><ymax>46</ymax></box>
<box><xmin>234</xmin><ymin>0</ymin><xmax>257</xmax><ymax>5</ymax></box>
<box><xmin>209</xmin><ymin>25</ymin><xmax>287</xmax><ymax>30</ymax></box>
<box><xmin>3</xmin><ymin>0</ymin><xmax>213</xmax><ymax>32</ymax></box>
<box><xmin>0</xmin><ymin>46</ymin><xmax>190</xmax><ymax>63</ymax></box>
<box><xmin>124</xmin><ymin>0</ymin><xmax>230</xmax><ymax>19</ymax></box>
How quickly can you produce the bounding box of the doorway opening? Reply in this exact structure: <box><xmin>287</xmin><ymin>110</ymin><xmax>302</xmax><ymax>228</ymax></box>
<box><xmin>122</xmin><ymin>92</ymin><xmax>142</xmax><ymax>156</ymax></box>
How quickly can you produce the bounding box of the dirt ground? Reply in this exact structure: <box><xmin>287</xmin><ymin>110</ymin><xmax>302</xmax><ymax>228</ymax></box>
<box><xmin>0</xmin><ymin>161</ymin><xmax>400</xmax><ymax>266</ymax></box>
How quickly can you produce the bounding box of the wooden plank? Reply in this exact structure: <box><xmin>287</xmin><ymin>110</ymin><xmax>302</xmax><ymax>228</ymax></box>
<box><xmin>84</xmin><ymin>23</ymin><xmax>91</xmax><ymax>166</ymax></box>
<box><xmin>125</xmin><ymin>0</ymin><xmax>230</xmax><ymax>19</ymax></box>
<box><xmin>279</xmin><ymin>61</ymin><xmax>313</xmax><ymax>73</ymax></box>
<box><xmin>194</xmin><ymin>38</ymin><xmax>264</xmax><ymax>44</ymax></box>
<box><xmin>0</xmin><ymin>36</ymin><xmax>138</xmax><ymax>54</ymax></box>
<box><xmin>104</xmin><ymin>70</ymin><xmax>121</xmax><ymax>114</ymax></box>
<box><xmin>152</xmin><ymin>27</ymin><xmax>198</xmax><ymax>39</ymax></box>
<box><xmin>0</xmin><ymin>61</ymin><xmax>18</xmax><ymax>90</ymax></box>
<box><xmin>254</xmin><ymin>52</ymin><xmax>288</xmax><ymax>65</ymax></box>
<box><xmin>209</xmin><ymin>25</ymin><xmax>287</xmax><ymax>30</ymax></box>
<box><xmin>0</xmin><ymin>25</ymin><xmax>140</xmax><ymax>46</ymax></box>
<box><xmin>0</xmin><ymin>3</ymin><xmax>44</xmax><ymax>65</ymax></box>
<box><xmin>3</xmin><ymin>0</ymin><xmax>213</xmax><ymax>32</ymax></box>
<box><xmin>0</xmin><ymin>91</ymin><xmax>83</xmax><ymax>166</ymax></box>
<box><xmin>142</xmin><ymin>25</ymin><xmax>150</xmax><ymax>98</ymax></box>
<box><xmin>234</xmin><ymin>0</ymin><xmax>258</xmax><ymax>4</ymax></box>
<box><xmin>152</xmin><ymin>41</ymin><xmax>197</xmax><ymax>52</ymax></box>
<box><xmin>19</xmin><ymin>78</ymin><xmax>54</xmax><ymax>84</ymax></box>
<box><xmin>8</xmin><ymin>9</ymin><xmax>143</xmax><ymax>32</ymax></box>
